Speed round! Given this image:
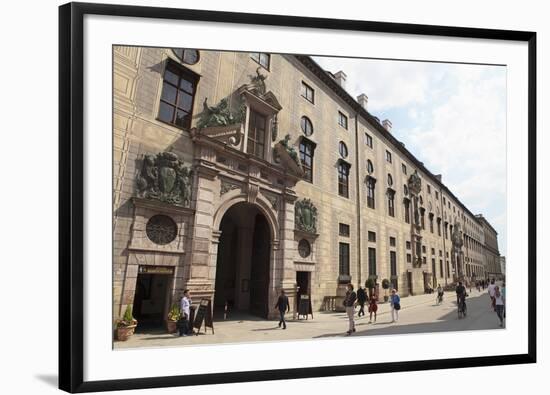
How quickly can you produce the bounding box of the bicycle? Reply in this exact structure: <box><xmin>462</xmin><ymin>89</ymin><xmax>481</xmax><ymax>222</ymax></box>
<box><xmin>457</xmin><ymin>294</ymin><xmax>467</xmax><ymax>318</ymax></box>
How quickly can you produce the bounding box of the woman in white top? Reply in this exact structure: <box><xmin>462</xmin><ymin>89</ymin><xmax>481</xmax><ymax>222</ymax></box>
<box><xmin>494</xmin><ymin>286</ymin><xmax>505</xmax><ymax>327</ymax></box>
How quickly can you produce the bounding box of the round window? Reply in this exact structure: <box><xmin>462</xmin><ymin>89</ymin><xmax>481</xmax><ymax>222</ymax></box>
<box><xmin>339</xmin><ymin>141</ymin><xmax>348</xmax><ymax>158</ymax></box>
<box><xmin>298</xmin><ymin>239</ymin><xmax>311</xmax><ymax>258</ymax></box>
<box><xmin>146</xmin><ymin>215</ymin><xmax>178</xmax><ymax>245</ymax></box>
<box><xmin>172</xmin><ymin>48</ymin><xmax>200</xmax><ymax>65</ymax></box>
<box><xmin>301</xmin><ymin>116</ymin><xmax>313</xmax><ymax>136</ymax></box>
<box><xmin>367</xmin><ymin>160</ymin><xmax>374</xmax><ymax>174</ymax></box>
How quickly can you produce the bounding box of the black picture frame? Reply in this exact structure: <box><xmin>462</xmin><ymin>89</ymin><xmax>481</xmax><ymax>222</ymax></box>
<box><xmin>59</xmin><ymin>2</ymin><xmax>537</xmax><ymax>393</ymax></box>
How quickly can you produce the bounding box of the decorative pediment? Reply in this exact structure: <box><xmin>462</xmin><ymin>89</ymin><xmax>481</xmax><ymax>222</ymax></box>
<box><xmin>136</xmin><ymin>151</ymin><xmax>193</xmax><ymax>207</ymax></box>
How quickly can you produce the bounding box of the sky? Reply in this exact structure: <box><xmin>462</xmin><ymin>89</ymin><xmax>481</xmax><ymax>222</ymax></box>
<box><xmin>313</xmin><ymin>56</ymin><xmax>507</xmax><ymax>255</ymax></box>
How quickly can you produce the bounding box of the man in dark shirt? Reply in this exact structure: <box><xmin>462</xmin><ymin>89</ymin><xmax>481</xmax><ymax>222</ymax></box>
<box><xmin>356</xmin><ymin>286</ymin><xmax>367</xmax><ymax>317</ymax></box>
<box><xmin>344</xmin><ymin>284</ymin><xmax>357</xmax><ymax>335</ymax></box>
<box><xmin>275</xmin><ymin>290</ymin><xmax>290</xmax><ymax>329</ymax></box>
<box><xmin>456</xmin><ymin>281</ymin><xmax>467</xmax><ymax>307</ymax></box>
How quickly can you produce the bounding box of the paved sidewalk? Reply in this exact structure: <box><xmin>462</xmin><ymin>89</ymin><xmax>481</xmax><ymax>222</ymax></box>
<box><xmin>115</xmin><ymin>288</ymin><xmax>501</xmax><ymax>349</ymax></box>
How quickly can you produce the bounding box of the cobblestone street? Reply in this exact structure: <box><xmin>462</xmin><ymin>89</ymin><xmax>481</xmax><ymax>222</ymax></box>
<box><xmin>115</xmin><ymin>288</ymin><xmax>504</xmax><ymax>349</ymax></box>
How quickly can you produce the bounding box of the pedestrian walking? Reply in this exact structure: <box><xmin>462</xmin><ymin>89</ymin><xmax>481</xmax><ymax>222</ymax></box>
<box><xmin>356</xmin><ymin>286</ymin><xmax>367</xmax><ymax>317</ymax></box>
<box><xmin>494</xmin><ymin>286</ymin><xmax>505</xmax><ymax>327</ymax></box>
<box><xmin>343</xmin><ymin>283</ymin><xmax>357</xmax><ymax>335</ymax></box>
<box><xmin>368</xmin><ymin>292</ymin><xmax>378</xmax><ymax>323</ymax></box>
<box><xmin>487</xmin><ymin>278</ymin><xmax>497</xmax><ymax>311</ymax></box>
<box><xmin>178</xmin><ymin>289</ymin><xmax>192</xmax><ymax>336</ymax></box>
<box><xmin>436</xmin><ymin>284</ymin><xmax>444</xmax><ymax>304</ymax></box>
<box><xmin>274</xmin><ymin>289</ymin><xmax>290</xmax><ymax>329</ymax></box>
<box><xmin>390</xmin><ymin>289</ymin><xmax>401</xmax><ymax>323</ymax></box>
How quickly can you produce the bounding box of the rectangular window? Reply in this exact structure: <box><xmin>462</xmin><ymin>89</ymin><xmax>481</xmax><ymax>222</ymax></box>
<box><xmin>404</xmin><ymin>200</ymin><xmax>410</xmax><ymax>224</ymax></box>
<box><xmin>246</xmin><ymin>110</ymin><xmax>267</xmax><ymax>159</ymax></box>
<box><xmin>422</xmin><ymin>245</ymin><xmax>426</xmax><ymax>254</ymax></box>
<box><xmin>250</xmin><ymin>52</ymin><xmax>270</xmax><ymax>69</ymax></box>
<box><xmin>427</xmin><ymin>184</ymin><xmax>431</xmax><ymax>194</ymax></box>
<box><xmin>339</xmin><ymin>223</ymin><xmax>350</xmax><ymax>237</ymax></box>
<box><xmin>389</xmin><ymin>237</ymin><xmax>396</xmax><ymax>247</ymax></box>
<box><xmin>429</xmin><ymin>214</ymin><xmax>434</xmax><ymax>233</ymax></box>
<box><xmin>435</xmin><ymin>191</ymin><xmax>439</xmax><ymax>199</ymax></box>
<box><xmin>158</xmin><ymin>62</ymin><xmax>198</xmax><ymax>129</ymax></box>
<box><xmin>365</xmin><ymin>133</ymin><xmax>373</xmax><ymax>148</ymax></box>
<box><xmin>338</xmin><ymin>162</ymin><xmax>350</xmax><ymax>198</ymax></box>
<box><xmin>301</xmin><ymin>81</ymin><xmax>314</xmax><ymax>103</ymax></box>
<box><xmin>390</xmin><ymin>251</ymin><xmax>397</xmax><ymax>276</ymax></box>
<box><xmin>440</xmin><ymin>259</ymin><xmax>444</xmax><ymax>277</ymax></box>
<box><xmin>368</xmin><ymin>247</ymin><xmax>377</xmax><ymax>277</ymax></box>
<box><xmin>338</xmin><ymin>111</ymin><xmax>348</xmax><ymax>129</ymax></box>
<box><xmin>368</xmin><ymin>231</ymin><xmax>376</xmax><ymax>242</ymax></box>
<box><xmin>422</xmin><ymin>257</ymin><xmax>427</xmax><ymax>265</ymax></box>
<box><xmin>439</xmin><ymin>250</ymin><xmax>442</xmax><ymax>257</ymax></box>
<box><xmin>299</xmin><ymin>139</ymin><xmax>314</xmax><ymax>183</ymax></box>
<box><xmin>339</xmin><ymin>243</ymin><xmax>350</xmax><ymax>276</ymax></box>
<box><xmin>437</xmin><ymin>219</ymin><xmax>442</xmax><ymax>236</ymax></box>
<box><xmin>407</xmin><ymin>253</ymin><xmax>412</xmax><ymax>263</ymax></box>
<box><xmin>443</xmin><ymin>197</ymin><xmax>446</xmax><ymax>205</ymax></box>
<box><xmin>406</xmin><ymin>241</ymin><xmax>411</xmax><ymax>250</ymax></box>
<box><xmin>446</xmin><ymin>260</ymin><xmax>450</xmax><ymax>278</ymax></box>
<box><xmin>431</xmin><ymin>248</ymin><xmax>435</xmax><ymax>255</ymax></box>
<box><xmin>402</xmin><ymin>163</ymin><xmax>407</xmax><ymax>175</ymax></box>
<box><xmin>386</xmin><ymin>150</ymin><xmax>392</xmax><ymax>163</ymax></box>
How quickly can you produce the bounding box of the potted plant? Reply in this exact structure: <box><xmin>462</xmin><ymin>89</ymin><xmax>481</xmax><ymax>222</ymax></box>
<box><xmin>115</xmin><ymin>305</ymin><xmax>137</xmax><ymax>341</ymax></box>
<box><xmin>381</xmin><ymin>278</ymin><xmax>391</xmax><ymax>302</ymax></box>
<box><xmin>365</xmin><ymin>278</ymin><xmax>376</xmax><ymax>299</ymax></box>
<box><xmin>166</xmin><ymin>303</ymin><xmax>181</xmax><ymax>333</ymax></box>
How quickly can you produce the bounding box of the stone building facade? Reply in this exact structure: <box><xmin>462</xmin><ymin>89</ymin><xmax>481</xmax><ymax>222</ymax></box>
<box><xmin>112</xmin><ymin>46</ymin><xmax>501</xmax><ymax>327</ymax></box>
<box><xmin>477</xmin><ymin>215</ymin><xmax>502</xmax><ymax>278</ymax></box>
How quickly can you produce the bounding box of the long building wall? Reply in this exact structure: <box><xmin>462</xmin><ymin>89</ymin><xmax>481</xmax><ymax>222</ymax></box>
<box><xmin>113</xmin><ymin>47</ymin><xmax>500</xmax><ymax>320</ymax></box>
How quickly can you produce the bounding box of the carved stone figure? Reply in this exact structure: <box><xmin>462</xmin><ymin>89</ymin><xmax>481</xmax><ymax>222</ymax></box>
<box><xmin>136</xmin><ymin>152</ymin><xmax>193</xmax><ymax>207</ymax></box>
<box><xmin>295</xmin><ymin>198</ymin><xmax>318</xmax><ymax>233</ymax></box>
<box><xmin>408</xmin><ymin>170</ymin><xmax>422</xmax><ymax>195</ymax></box>
<box><xmin>248</xmin><ymin>67</ymin><xmax>267</xmax><ymax>96</ymax></box>
<box><xmin>197</xmin><ymin>97</ymin><xmax>246</xmax><ymax>129</ymax></box>
<box><xmin>451</xmin><ymin>221</ymin><xmax>464</xmax><ymax>249</ymax></box>
<box><xmin>280</xmin><ymin>134</ymin><xmax>299</xmax><ymax>165</ymax></box>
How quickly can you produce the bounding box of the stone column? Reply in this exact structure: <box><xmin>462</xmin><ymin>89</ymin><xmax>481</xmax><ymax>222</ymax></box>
<box><xmin>185</xmin><ymin>155</ymin><xmax>219</xmax><ymax>302</ymax></box>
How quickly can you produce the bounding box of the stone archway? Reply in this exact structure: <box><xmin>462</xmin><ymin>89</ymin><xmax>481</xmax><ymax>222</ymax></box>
<box><xmin>213</xmin><ymin>201</ymin><xmax>275</xmax><ymax>319</ymax></box>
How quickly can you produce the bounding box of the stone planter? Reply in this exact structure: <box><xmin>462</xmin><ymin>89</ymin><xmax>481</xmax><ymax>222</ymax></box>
<box><xmin>115</xmin><ymin>324</ymin><xmax>137</xmax><ymax>341</ymax></box>
<box><xmin>166</xmin><ymin>319</ymin><xmax>178</xmax><ymax>334</ymax></box>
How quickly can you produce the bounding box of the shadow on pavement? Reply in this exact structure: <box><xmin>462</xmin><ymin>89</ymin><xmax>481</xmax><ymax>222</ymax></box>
<box><xmin>313</xmin><ymin>294</ymin><xmax>503</xmax><ymax>339</ymax></box>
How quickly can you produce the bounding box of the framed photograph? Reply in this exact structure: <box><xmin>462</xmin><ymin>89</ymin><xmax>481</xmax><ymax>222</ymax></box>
<box><xmin>59</xmin><ymin>2</ymin><xmax>536</xmax><ymax>393</ymax></box>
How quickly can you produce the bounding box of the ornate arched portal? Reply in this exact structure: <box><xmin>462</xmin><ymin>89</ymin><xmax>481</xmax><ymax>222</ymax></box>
<box><xmin>211</xmin><ymin>196</ymin><xmax>280</xmax><ymax>319</ymax></box>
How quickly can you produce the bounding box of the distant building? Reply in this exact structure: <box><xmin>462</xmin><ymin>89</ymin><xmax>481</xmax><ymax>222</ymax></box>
<box><xmin>476</xmin><ymin>215</ymin><xmax>502</xmax><ymax>279</ymax></box>
<box><xmin>112</xmin><ymin>47</ymin><xmax>501</xmax><ymax>328</ymax></box>
<box><xmin>500</xmin><ymin>256</ymin><xmax>506</xmax><ymax>277</ymax></box>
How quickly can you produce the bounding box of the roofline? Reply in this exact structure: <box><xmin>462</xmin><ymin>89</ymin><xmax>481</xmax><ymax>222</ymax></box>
<box><xmin>475</xmin><ymin>214</ymin><xmax>499</xmax><ymax>235</ymax></box>
<box><xmin>294</xmin><ymin>55</ymin><xmax>481</xmax><ymax>221</ymax></box>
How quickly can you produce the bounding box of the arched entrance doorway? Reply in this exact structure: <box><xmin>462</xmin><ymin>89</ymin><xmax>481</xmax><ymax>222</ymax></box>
<box><xmin>214</xmin><ymin>202</ymin><xmax>271</xmax><ymax>319</ymax></box>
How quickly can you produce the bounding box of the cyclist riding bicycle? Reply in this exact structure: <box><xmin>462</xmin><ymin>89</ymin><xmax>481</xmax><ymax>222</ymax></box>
<box><xmin>456</xmin><ymin>281</ymin><xmax>467</xmax><ymax>312</ymax></box>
